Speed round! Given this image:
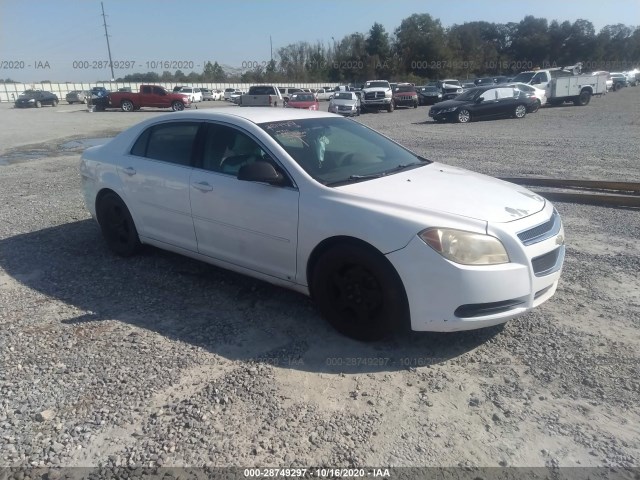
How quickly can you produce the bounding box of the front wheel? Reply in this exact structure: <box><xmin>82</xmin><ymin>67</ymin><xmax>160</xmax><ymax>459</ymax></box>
<box><xmin>514</xmin><ymin>104</ymin><xmax>527</xmax><ymax>118</ymax></box>
<box><xmin>457</xmin><ymin>109</ymin><xmax>471</xmax><ymax>123</ymax></box>
<box><xmin>387</xmin><ymin>102</ymin><xmax>394</xmax><ymax>113</ymax></box>
<box><xmin>171</xmin><ymin>101</ymin><xmax>185</xmax><ymax>111</ymax></box>
<box><xmin>311</xmin><ymin>244</ymin><xmax>408</xmax><ymax>341</ymax></box>
<box><xmin>121</xmin><ymin>100</ymin><xmax>134</xmax><ymax>112</ymax></box>
<box><xmin>96</xmin><ymin>192</ymin><xmax>141</xmax><ymax>257</ymax></box>
<box><xmin>413</xmin><ymin>101</ymin><xmax>418</xmax><ymax>108</ymax></box>
<box><xmin>35</xmin><ymin>100</ymin><xmax>42</xmax><ymax>108</ymax></box>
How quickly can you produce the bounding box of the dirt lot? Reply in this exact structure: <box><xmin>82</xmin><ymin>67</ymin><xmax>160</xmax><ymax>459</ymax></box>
<box><xmin>0</xmin><ymin>91</ymin><xmax>639</xmax><ymax>472</ymax></box>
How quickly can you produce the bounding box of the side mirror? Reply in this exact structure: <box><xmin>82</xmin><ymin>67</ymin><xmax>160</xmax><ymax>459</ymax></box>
<box><xmin>238</xmin><ymin>161</ymin><xmax>284</xmax><ymax>185</ymax></box>
<box><xmin>475</xmin><ymin>97</ymin><xmax>484</xmax><ymax>103</ymax></box>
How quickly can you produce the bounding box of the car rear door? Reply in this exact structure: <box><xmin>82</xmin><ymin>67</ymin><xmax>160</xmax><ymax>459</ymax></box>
<box><xmin>118</xmin><ymin>121</ymin><xmax>201</xmax><ymax>251</ymax></box>
<box><xmin>189</xmin><ymin>122</ymin><xmax>299</xmax><ymax>281</ymax></box>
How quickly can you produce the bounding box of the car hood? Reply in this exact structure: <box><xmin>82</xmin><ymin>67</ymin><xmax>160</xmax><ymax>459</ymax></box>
<box><xmin>288</xmin><ymin>101</ymin><xmax>317</xmax><ymax>108</ymax></box>
<box><xmin>363</xmin><ymin>87</ymin><xmax>389</xmax><ymax>93</ymax></box>
<box><xmin>430</xmin><ymin>99</ymin><xmax>469</xmax><ymax>109</ymax></box>
<box><xmin>336</xmin><ymin>163</ymin><xmax>546</xmax><ymax>223</ymax></box>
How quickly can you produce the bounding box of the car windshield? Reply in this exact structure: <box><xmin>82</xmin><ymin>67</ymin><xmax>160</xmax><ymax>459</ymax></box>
<box><xmin>259</xmin><ymin>118</ymin><xmax>430</xmax><ymax>186</ymax></box>
<box><xmin>397</xmin><ymin>86</ymin><xmax>415</xmax><ymax>92</ymax></box>
<box><xmin>423</xmin><ymin>86</ymin><xmax>438</xmax><ymax>92</ymax></box>
<box><xmin>365</xmin><ymin>81</ymin><xmax>389</xmax><ymax>88</ymax></box>
<box><xmin>334</xmin><ymin>92</ymin><xmax>354</xmax><ymax>100</ymax></box>
<box><xmin>510</xmin><ymin>72</ymin><xmax>536</xmax><ymax>83</ymax></box>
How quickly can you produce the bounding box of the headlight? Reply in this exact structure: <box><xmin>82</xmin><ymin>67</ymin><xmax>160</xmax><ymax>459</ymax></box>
<box><xmin>441</xmin><ymin>106</ymin><xmax>457</xmax><ymax>113</ymax></box>
<box><xmin>419</xmin><ymin>228</ymin><xmax>509</xmax><ymax>265</ymax></box>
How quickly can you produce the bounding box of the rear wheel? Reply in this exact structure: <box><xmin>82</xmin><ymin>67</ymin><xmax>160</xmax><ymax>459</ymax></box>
<box><xmin>514</xmin><ymin>104</ymin><xmax>527</xmax><ymax>118</ymax></box>
<box><xmin>171</xmin><ymin>101</ymin><xmax>185</xmax><ymax>111</ymax></box>
<box><xmin>311</xmin><ymin>244</ymin><xmax>408</xmax><ymax>341</ymax></box>
<box><xmin>51</xmin><ymin>99</ymin><xmax>58</xmax><ymax>107</ymax></box>
<box><xmin>457</xmin><ymin>109</ymin><xmax>471</xmax><ymax>123</ymax></box>
<box><xmin>96</xmin><ymin>192</ymin><xmax>141</xmax><ymax>257</ymax></box>
<box><xmin>121</xmin><ymin>100</ymin><xmax>134</xmax><ymax>112</ymax></box>
<box><xmin>575</xmin><ymin>90</ymin><xmax>591</xmax><ymax>106</ymax></box>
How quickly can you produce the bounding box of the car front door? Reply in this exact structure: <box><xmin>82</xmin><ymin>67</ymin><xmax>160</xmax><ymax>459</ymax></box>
<box><xmin>118</xmin><ymin>121</ymin><xmax>201</xmax><ymax>251</ymax></box>
<box><xmin>471</xmin><ymin>88</ymin><xmax>500</xmax><ymax>118</ymax></box>
<box><xmin>189</xmin><ymin>123</ymin><xmax>299</xmax><ymax>281</ymax></box>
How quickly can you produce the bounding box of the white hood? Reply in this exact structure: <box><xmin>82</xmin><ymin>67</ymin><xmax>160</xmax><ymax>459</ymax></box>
<box><xmin>337</xmin><ymin>163</ymin><xmax>546</xmax><ymax>223</ymax></box>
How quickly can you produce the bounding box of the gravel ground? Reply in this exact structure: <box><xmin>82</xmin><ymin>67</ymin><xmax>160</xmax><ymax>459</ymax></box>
<box><xmin>0</xmin><ymin>89</ymin><xmax>639</xmax><ymax>472</ymax></box>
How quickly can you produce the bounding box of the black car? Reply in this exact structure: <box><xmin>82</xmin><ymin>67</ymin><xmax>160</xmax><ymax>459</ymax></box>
<box><xmin>14</xmin><ymin>90</ymin><xmax>59</xmax><ymax>108</ymax></box>
<box><xmin>417</xmin><ymin>85</ymin><xmax>443</xmax><ymax>105</ymax></box>
<box><xmin>428</xmin><ymin>85</ymin><xmax>537</xmax><ymax>123</ymax></box>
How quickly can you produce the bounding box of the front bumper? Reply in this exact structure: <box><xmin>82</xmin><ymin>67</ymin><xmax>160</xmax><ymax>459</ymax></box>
<box><xmin>394</xmin><ymin>98</ymin><xmax>417</xmax><ymax>107</ymax></box>
<box><xmin>428</xmin><ymin>109</ymin><xmax>457</xmax><ymax>122</ymax></box>
<box><xmin>386</xmin><ymin>205</ymin><xmax>564</xmax><ymax>332</ymax></box>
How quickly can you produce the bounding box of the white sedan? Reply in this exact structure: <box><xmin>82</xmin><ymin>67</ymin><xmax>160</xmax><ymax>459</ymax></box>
<box><xmin>80</xmin><ymin>109</ymin><xmax>564</xmax><ymax>340</ymax></box>
<box><xmin>508</xmin><ymin>82</ymin><xmax>547</xmax><ymax>108</ymax></box>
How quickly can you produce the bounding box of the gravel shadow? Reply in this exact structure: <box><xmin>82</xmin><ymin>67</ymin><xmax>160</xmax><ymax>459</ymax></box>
<box><xmin>0</xmin><ymin>220</ymin><xmax>503</xmax><ymax>374</ymax></box>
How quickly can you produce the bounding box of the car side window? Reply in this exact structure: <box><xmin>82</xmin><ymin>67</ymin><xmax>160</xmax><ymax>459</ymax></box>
<box><xmin>483</xmin><ymin>89</ymin><xmax>498</xmax><ymax>100</ymax></box>
<box><xmin>152</xmin><ymin>86</ymin><xmax>164</xmax><ymax>95</ymax></box>
<box><xmin>201</xmin><ymin>124</ymin><xmax>269</xmax><ymax>175</ymax></box>
<box><xmin>136</xmin><ymin>122</ymin><xmax>200</xmax><ymax>166</ymax></box>
<box><xmin>142</xmin><ymin>86</ymin><xmax>152</xmax><ymax>94</ymax></box>
<box><xmin>496</xmin><ymin>88</ymin><xmax>515</xmax><ymax>99</ymax></box>
<box><xmin>532</xmin><ymin>72</ymin><xmax>546</xmax><ymax>84</ymax></box>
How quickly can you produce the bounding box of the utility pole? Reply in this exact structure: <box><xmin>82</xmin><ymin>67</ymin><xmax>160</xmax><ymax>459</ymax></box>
<box><xmin>270</xmin><ymin>36</ymin><xmax>273</xmax><ymax>63</ymax></box>
<box><xmin>101</xmin><ymin>2</ymin><xmax>115</xmax><ymax>81</ymax></box>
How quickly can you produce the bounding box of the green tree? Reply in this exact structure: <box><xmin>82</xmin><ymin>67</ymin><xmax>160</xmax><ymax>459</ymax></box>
<box><xmin>394</xmin><ymin>13</ymin><xmax>449</xmax><ymax>78</ymax></box>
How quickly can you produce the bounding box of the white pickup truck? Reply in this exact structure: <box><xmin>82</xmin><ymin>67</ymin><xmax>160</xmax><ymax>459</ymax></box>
<box><xmin>361</xmin><ymin>80</ymin><xmax>394</xmax><ymax>113</ymax></box>
<box><xmin>510</xmin><ymin>64</ymin><xmax>607</xmax><ymax>106</ymax></box>
<box><xmin>239</xmin><ymin>85</ymin><xmax>283</xmax><ymax>107</ymax></box>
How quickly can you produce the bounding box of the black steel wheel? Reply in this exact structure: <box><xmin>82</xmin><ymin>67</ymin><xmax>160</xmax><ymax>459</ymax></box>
<box><xmin>96</xmin><ymin>192</ymin><xmax>141</xmax><ymax>257</ymax></box>
<box><xmin>311</xmin><ymin>244</ymin><xmax>408</xmax><ymax>341</ymax></box>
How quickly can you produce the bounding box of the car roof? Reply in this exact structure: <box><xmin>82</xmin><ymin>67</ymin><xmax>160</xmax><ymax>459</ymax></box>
<box><xmin>156</xmin><ymin>107</ymin><xmax>336</xmax><ymax>124</ymax></box>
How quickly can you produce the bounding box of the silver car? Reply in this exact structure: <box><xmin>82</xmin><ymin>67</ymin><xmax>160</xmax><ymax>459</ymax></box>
<box><xmin>66</xmin><ymin>90</ymin><xmax>89</xmax><ymax>104</ymax></box>
<box><xmin>328</xmin><ymin>91</ymin><xmax>361</xmax><ymax>116</ymax></box>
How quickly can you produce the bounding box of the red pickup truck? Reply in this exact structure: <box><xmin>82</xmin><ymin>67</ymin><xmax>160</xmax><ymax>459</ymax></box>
<box><xmin>106</xmin><ymin>85</ymin><xmax>191</xmax><ymax>111</ymax></box>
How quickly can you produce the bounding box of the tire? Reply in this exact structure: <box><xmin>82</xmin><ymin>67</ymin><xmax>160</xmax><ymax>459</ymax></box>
<box><xmin>96</xmin><ymin>192</ymin><xmax>141</xmax><ymax>257</ymax></box>
<box><xmin>121</xmin><ymin>100</ymin><xmax>134</xmax><ymax>112</ymax></box>
<box><xmin>171</xmin><ymin>101</ymin><xmax>185</xmax><ymax>111</ymax></box>
<box><xmin>82</xmin><ymin>98</ymin><xmax>87</xmax><ymax>104</ymax></box>
<box><xmin>530</xmin><ymin>100</ymin><xmax>540</xmax><ymax>113</ymax></box>
<box><xmin>68</xmin><ymin>101</ymin><xmax>74</xmax><ymax>105</ymax></box>
<box><xmin>413</xmin><ymin>101</ymin><xmax>418</xmax><ymax>109</ymax></box>
<box><xmin>514</xmin><ymin>104</ymin><xmax>527</xmax><ymax>118</ymax></box>
<box><xmin>356</xmin><ymin>107</ymin><xmax>360</xmax><ymax>116</ymax></box>
<box><xmin>51</xmin><ymin>99</ymin><xmax>58</xmax><ymax>107</ymax></box>
<box><xmin>457</xmin><ymin>109</ymin><xmax>471</xmax><ymax>123</ymax></box>
<box><xmin>311</xmin><ymin>244</ymin><xmax>408</xmax><ymax>341</ymax></box>
<box><xmin>35</xmin><ymin>100</ymin><xmax>42</xmax><ymax>108</ymax></box>
<box><xmin>387</xmin><ymin>102</ymin><xmax>394</xmax><ymax>113</ymax></box>
<box><xmin>576</xmin><ymin>90</ymin><xmax>591</xmax><ymax>106</ymax></box>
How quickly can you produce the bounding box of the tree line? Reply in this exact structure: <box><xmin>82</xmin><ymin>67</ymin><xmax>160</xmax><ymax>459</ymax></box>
<box><xmin>5</xmin><ymin>13</ymin><xmax>636</xmax><ymax>85</ymax></box>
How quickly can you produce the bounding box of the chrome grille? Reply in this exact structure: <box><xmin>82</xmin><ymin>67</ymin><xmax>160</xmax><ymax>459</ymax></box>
<box><xmin>517</xmin><ymin>209</ymin><xmax>561</xmax><ymax>246</ymax></box>
<box><xmin>364</xmin><ymin>91</ymin><xmax>385</xmax><ymax>100</ymax></box>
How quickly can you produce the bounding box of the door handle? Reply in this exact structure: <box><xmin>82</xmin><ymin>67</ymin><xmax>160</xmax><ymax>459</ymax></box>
<box><xmin>122</xmin><ymin>167</ymin><xmax>136</xmax><ymax>176</ymax></box>
<box><xmin>192</xmin><ymin>181</ymin><xmax>213</xmax><ymax>192</ymax></box>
